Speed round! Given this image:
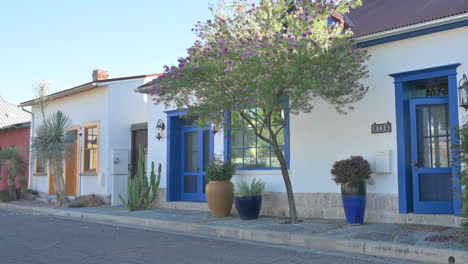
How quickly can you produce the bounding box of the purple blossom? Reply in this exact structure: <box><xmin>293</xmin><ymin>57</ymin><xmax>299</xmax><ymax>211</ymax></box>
<box><xmin>224</xmin><ymin>68</ymin><xmax>231</xmax><ymax>73</ymax></box>
<box><xmin>243</xmin><ymin>97</ymin><xmax>249</xmax><ymax>101</ymax></box>
<box><xmin>227</xmin><ymin>86</ymin><xmax>235</xmax><ymax>93</ymax></box>
<box><xmin>242</xmin><ymin>51</ymin><xmax>253</xmax><ymax>57</ymax></box>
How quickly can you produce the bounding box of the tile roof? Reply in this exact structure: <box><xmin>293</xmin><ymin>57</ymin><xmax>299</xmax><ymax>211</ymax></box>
<box><xmin>0</xmin><ymin>96</ymin><xmax>31</xmax><ymax>129</ymax></box>
<box><xmin>348</xmin><ymin>0</ymin><xmax>468</xmax><ymax>37</ymax></box>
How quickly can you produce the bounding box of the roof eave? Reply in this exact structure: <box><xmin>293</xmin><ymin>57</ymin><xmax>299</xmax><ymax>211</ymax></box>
<box><xmin>20</xmin><ymin>83</ymin><xmax>97</xmax><ymax>107</ymax></box>
<box><xmin>354</xmin><ymin>12</ymin><xmax>468</xmax><ymax>44</ymax></box>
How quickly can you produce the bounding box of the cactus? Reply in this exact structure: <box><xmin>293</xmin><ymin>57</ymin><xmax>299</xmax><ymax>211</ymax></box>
<box><xmin>119</xmin><ymin>145</ymin><xmax>161</xmax><ymax>211</ymax></box>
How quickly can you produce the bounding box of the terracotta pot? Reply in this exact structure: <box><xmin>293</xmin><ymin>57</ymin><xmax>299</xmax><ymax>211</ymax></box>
<box><xmin>206</xmin><ymin>181</ymin><xmax>234</xmax><ymax>217</ymax></box>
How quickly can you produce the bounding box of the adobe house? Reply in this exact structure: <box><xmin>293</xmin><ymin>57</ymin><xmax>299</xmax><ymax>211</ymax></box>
<box><xmin>139</xmin><ymin>0</ymin><xmax>468</xmax><ymax>227</ymax></box>
<box><xmin>0</xmin><ymin>97</ymin><xmax>31</xmax><ymax>191</ymax></box>
<box><xmin>21</xmin><ymin>70</ymin><xmax>161</xmax><ymax>204</ymax></box>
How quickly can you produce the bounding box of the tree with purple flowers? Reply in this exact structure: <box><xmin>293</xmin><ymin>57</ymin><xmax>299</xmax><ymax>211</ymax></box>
<box><xmin>150</xmin><ymin>0</ymin><xmax>369</xmax><ymax>223</ymax></box>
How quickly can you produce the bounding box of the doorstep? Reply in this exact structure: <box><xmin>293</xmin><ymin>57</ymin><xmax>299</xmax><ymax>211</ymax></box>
<box><xmin>0</xmin><ymin>203</ymin><xmax>466</xmax><ymax>264</ymax></box>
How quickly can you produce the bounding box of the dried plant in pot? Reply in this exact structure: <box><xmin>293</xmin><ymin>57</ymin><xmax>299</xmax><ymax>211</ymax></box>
<box><xmin>331</xmin><ymin>156</ymin><xmax>372</xmax><ymax>225</ymax></box>
<box><xmin>234</xmin><ymin>178</ymin><xmax>266</xmax><ymax>220</ymax></box>
<box><xmin>205</xmin><ymin>155</ymin><xmax>235</xmax><ymax>217</ymax></box>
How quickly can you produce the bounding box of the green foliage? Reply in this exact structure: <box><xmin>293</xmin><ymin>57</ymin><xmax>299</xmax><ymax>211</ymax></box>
<box><xmin>331</xmin><ymin>156</ymin><xmax>372</xmax><ymax>187</ymax></box>
<box><xmin>0</xmin><ymin>147</ymin><xmax>27</xmax><ymax>195</ymax></box>
<box><xmin>235</xmin><ymin>178</ymin><xmax>266</xmax><ymax>197</ymax></box>
<box><xmin>31</xmin><ymin>111</ymin><xmax>73</xmax><ymax>162</ymax></box>
<box><xmin>454</xmin><ymin>124</ymin><xmax>468</xmax><ymax>246</ymax></box>
<box><xmin>31</xmin><ymin>110</ymin><xmax>73</xmax><ymax>206</ymax></box>
<box><xmin>149</xmin><ymin>0</ymin><xmax>368</xmax><ymax>223</ymax></box>
<box><xmin>0</xmin><ymin>189</ymin><xmax>12</xmax><ymax>202</ymax></box>
<box><xmin>206</xmin><ymin>155</ymin><xmax>235</xmax><ymax>181</ymax></box>
<box><xmin>119</xmin><ymin>145</ymin><xmax>161</xmax><ymax>211</ymax></box>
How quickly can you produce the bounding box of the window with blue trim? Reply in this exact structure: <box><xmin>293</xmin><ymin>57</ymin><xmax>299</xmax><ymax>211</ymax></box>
<box><xmin>228</xmin><ymin>108</ymin><xmax>288</xmax><ymax>169</ymax></box>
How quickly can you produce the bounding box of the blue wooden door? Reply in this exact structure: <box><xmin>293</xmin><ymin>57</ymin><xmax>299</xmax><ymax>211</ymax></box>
<box><xmin>181</xmin><ymin>126</ymin><xmax>212</xmax><ymax>201</ymax></box>
<box><xmin>409</xmin><ymin>97</ymin><xmax>453</xmax><ymax>214</ymax></box>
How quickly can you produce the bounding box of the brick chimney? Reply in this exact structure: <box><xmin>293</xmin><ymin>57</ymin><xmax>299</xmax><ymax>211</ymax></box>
<box><xmin>92</xmin><ymin>69</ymin><xmax>109</xmax><ymax>81</ymax></box>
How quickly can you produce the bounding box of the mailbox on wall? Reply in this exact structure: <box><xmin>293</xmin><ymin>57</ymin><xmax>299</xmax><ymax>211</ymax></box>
<box><xmin>375</xmin><ymin>150</ymin><xmax>391</xmax><ymax>174</ymax></box>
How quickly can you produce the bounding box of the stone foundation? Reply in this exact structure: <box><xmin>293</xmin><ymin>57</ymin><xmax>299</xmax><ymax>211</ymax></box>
<box><xmin>152</xmin><ymin>189</ymin><xmax>462</xmax><ymax>227</ymax></box>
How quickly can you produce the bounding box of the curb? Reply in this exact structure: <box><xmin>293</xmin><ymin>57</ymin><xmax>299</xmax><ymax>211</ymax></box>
<box><xmin>1</xmin><ymin>203</ymin><xmax>466</xmax><ymax>264</ymax></box>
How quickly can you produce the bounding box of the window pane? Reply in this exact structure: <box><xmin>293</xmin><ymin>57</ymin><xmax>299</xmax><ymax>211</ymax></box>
<box><xmin>231</xmin><ymin>112</ymin><xmax>243</xmax><ymax>129</ymax></box>
<box><xmin>232</xmin><ymin>149</ymin><xmax>243</xmax><ymax>168</ymax></box>
<box><xmin>203</xmin><ymin>130</ymin><xmax>210</xmax><ymax>171</ymax></box>
<box><xmin>231</xmin><ymin>129</ymin><xmax>243</xmax><ymax>148</ymax></box>
<box><xmin>184</xmin><ymin>131</ymin><xmax>198</xmax><ymax>172</ymax></box>
<box><xmin>84</xmin><ymin>126</ymin><xmax>98</xmax><ymax>171</ymax></box>
<box><xmin>36</xmin><ymin>154</ymin><xmax>46</xmax><ymax>173</ymax></box>
<box><xmin>243</xmin><ymin>148</ymin><xmax>256</xmax><ymax>168</ymax></box>
<box><xmin>257</xmin><ymin>147</ymin><xmax>270</xmax><ymax>168</ymax></box>
<box><xmin>244</xmin><ymin>129</ymin><xmax>256</xmax><ymax>148</ymax></box>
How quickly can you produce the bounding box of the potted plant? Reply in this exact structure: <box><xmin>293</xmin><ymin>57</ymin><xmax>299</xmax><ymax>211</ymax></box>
<box><xmin>206</xmin><ymin>156</ymin><xmax>235</xmax><ymax>217</ymax></box>
<box><xmin>331</xmin><ymin>155</ymin><xmax>372</xmax><ymax>225</ymax></box>
<box><xmin>235</xmin><ymin>178</ymin><xmax>266</xmax><ymax>220</ymax></box>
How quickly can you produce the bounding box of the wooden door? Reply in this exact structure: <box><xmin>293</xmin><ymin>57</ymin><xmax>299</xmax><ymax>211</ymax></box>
<box><xmin>131</xmin><ymin>129</ymin><xmax>148</xmax><ymax>176</ymax></box>
<box><xmin>48</xmin><ymin>129</ymin><xmax>78</xmax><ymax>195</ymax></box>
<box><xmin>65</xmin><ymin>129</ymin><xmax>78</xmax><ymax>195</ymax></box>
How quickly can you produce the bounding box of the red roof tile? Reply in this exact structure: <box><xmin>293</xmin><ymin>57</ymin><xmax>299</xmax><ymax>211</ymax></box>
<box><xmin>348</xmin><ymin>0</ymin><xmax>468</xmax><ymax>37</ymax></box>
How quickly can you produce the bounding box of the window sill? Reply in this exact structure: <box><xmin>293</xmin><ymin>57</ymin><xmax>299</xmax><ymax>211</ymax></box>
<box><xmin>33</xmin><ymin>173</ymin><xmax>47</xmax><ymax>177</ymax></box>
<box><xmin>235</xmin><ymin>169</ymin><xmax>285</xmax><ymax>176</ymax></box>
<box><xmin>80</xmin><ymin>172</ymin><xmax>98</xmax><ymax>176</ymax></box>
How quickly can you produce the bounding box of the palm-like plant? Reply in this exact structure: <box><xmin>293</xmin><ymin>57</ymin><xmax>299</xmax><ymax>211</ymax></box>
<box><xmin>31</xmin><ymin>111</ymin><xmax>73</xmax><ymax>206</ymax></box>
<box><xmin>0</xmin><ymin>147</ymin><xmax>27</xmax><ymax>200</ymax></box>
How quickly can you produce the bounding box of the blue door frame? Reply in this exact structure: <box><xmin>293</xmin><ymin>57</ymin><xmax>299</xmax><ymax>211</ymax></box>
<box><xmin>409</xmin><ymin>97</ymin><xmax>453</xmax><ymax>214</ymax></box>
<box><xmin>165</xmin><ymin>110</ymin><xmax>214</xmax><ymax>202</ymax></box>
<box><xmin>390</xmin><ymin>64</ymin><xmax>462</xmax><ymax>216</ymax></box>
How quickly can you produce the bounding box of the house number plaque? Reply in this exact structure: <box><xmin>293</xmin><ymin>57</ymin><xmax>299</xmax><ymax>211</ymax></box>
<box><xmin>371</xmin><ymin>121</ymin><xmax>391</xmax><ymax>134</ymax></box>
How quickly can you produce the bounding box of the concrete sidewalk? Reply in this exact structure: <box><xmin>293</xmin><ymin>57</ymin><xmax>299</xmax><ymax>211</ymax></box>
<box><xmin>0</xmin><ymin>203</ymin><xmax>466</xmax><ymax>264</ymax></box>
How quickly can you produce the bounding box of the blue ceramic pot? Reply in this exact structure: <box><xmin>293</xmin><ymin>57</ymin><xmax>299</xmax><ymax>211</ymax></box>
<box><xmin>341</xmin><ymin>180</ymin><xmax>366</xmax><ymax>224</ymax></box>
<box><xmin>235</xmin><ymin>196</ymin><xmax>262</xmax><ymax>220</ymax></box>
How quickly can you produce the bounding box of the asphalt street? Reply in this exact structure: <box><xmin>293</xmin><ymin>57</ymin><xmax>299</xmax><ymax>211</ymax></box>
<box><xmin>0</xmin><ymin>209</ymin><xmax>420</xmax><ymax>264</ymax></box>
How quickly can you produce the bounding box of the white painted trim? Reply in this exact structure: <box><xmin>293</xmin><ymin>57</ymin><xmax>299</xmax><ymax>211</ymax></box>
<box><xmin>355</xmin><ymin>13</ymin><xmax>468</xmax><ymax>43</ymax></box>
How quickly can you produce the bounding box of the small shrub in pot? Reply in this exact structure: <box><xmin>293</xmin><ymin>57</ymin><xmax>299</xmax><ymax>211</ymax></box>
<box><xmin>235</xmin><ymin>178</ymin><xmax>266</xmax><ymax>220</ymax></box>
<box><xmin>331</xmin><ymin>156</ymin><xmax>372</xmax><ymax>224</ymax></box>
<box><xmin>206</xmin><ymin>156</ymin><xmax>235</xmax><ymax>217</ymax></box>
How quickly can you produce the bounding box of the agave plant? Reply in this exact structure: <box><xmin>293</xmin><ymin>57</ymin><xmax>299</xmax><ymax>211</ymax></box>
<box><xmin>235</xmin><ymin>178</ymin><xmax>266</xmax><ymax>197</ymax></box>
<box><xmin>31</xmin><ymin>111</ymin><xmax>73</xmax><ymax>206</ymax></box>
<box><xmin>0</xmin><ymin>146</ymin><xmax>27</xmax><ymax>200</ymax></box>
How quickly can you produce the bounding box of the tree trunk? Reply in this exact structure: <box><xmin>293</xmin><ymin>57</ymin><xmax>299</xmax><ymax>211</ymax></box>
<box><xmin>268</xmin><ymin>124</ymin><xmax>298</xmax><ymax>224</ymax></box>
<box><xmin>51</xmin><ymin>158</ymin><xmax>69</xmax><ymax>206</ymax></box>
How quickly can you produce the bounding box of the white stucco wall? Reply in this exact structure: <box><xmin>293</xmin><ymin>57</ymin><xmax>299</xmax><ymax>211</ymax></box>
<box><xmin>30</xmin><ymin>86</ymin><xmax>110</xmax><ymax>196</ymax></box>
<box><xmin>145</xmin><ymin>26</ymin><xmax>468</xmax><ymax>199</ymax></box>
<box><xmin>106</xmin><ymin>77</ymin><xmax>153</xmax><ymax>204</ymax></box>
<box><xmin>29</xmin><ymin>76</ymin><xmax>156</xmax><ymax>202</ymax></box>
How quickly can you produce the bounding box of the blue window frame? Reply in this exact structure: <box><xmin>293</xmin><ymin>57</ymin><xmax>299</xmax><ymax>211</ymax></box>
<box><xmin>224</xmin><ymin>107</ymin><xmax>290</xmax><ymax>170</ymax></box>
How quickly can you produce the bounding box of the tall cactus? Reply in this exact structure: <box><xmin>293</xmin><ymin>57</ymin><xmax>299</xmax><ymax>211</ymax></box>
<box><xmin>119</xmin><ymin>145</ymin><xmax>161</xmax><ymax>211</ymax></box>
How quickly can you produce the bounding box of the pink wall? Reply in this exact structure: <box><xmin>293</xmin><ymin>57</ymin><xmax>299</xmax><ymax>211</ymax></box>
<box><xmin>0</xmin><ymin>127</ymin><xmax>30</xmax><ymax>190</ymax></box>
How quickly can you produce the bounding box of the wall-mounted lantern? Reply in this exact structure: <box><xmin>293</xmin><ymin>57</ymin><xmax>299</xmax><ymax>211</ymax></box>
<box><xmin>155</xmin><ymin>119</ymin><xmax>165</xmax><ymax>140</ymax></box>
<box><xmin>458</xmin><ymin>74</ymin><xmax>468</xmax><ymax>110</ymax></box>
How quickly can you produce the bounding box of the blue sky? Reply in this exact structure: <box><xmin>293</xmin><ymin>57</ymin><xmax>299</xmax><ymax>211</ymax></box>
<box><xmin>0</xmin><ymin>0</ymin><xmax>214</xmax><ymax>104</ymax></box>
